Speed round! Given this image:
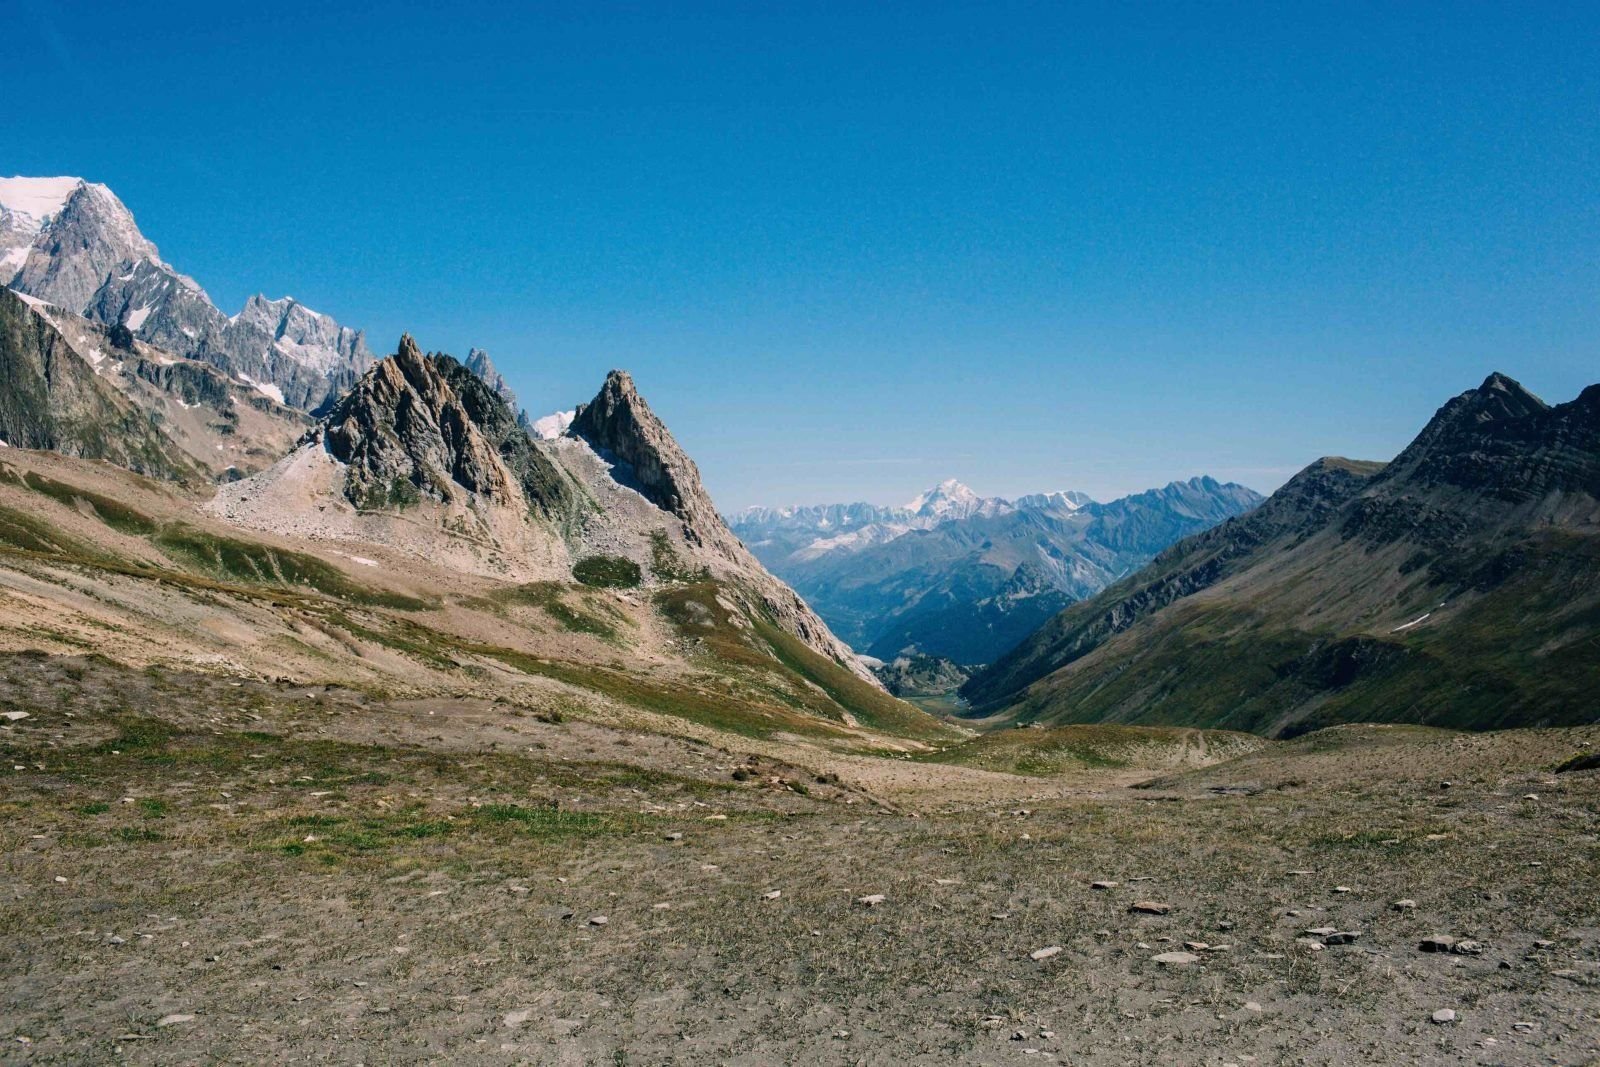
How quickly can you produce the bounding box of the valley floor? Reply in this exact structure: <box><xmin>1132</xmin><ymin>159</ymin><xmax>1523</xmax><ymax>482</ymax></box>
<box><xmin>2</xmin><ymin>655</ymin><xmax>1598</xmax><ymax>1065</ymax></box>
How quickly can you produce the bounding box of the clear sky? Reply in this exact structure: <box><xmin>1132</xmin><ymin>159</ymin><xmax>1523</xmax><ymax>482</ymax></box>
<box><xmin>5</xmin><ymin>1</ymin><xmax>1597</xmax><ymax>509</ymax></box>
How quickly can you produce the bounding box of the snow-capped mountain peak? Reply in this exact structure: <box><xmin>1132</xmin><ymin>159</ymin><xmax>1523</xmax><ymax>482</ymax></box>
<box><xmin>1013</xmin><ymin>489</ymin><xmax>1095</xmax><ymax>512</ymax></box>
<box><xmin>4</xmin><ymin>176</ymin><xmax>374</xmax><ymax>411</ymax></box>
<box><xmin>905</xmin><ymin>478</ymin><xmax>983</xmax><ymax>517</ymax></box>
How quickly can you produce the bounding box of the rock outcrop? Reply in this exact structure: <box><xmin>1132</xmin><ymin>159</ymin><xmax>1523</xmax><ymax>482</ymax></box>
<box><xmin>321</xmin><ymin>335</ymin><xmax>571</xmax><ymax>516</ymax></box>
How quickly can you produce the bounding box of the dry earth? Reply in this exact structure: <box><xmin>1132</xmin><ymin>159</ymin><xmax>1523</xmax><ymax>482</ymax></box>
<box><xmin>3</xmin><ymin>654</ymin><xmax>1598</xmax><ymax>1065</ymax></box>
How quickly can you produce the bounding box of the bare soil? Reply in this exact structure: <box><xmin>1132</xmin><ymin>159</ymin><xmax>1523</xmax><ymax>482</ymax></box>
<box><xmin>3</xmin><ymin>655</ymin><xmax>1598</xmax><ymax>1065</ymax></box>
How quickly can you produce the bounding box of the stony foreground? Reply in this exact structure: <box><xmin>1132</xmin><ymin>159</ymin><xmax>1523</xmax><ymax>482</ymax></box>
<box><xmin>2</xmin><ymin>657</ymin><xmax>1598</xmax><ymax>1065</ymax></box>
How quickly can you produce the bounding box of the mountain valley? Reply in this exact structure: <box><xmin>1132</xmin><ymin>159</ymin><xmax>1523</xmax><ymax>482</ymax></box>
<box><xmin>1</xmin><ymin>174</ymin><xmax>1597</xmax><ymax>1064</ymax></box>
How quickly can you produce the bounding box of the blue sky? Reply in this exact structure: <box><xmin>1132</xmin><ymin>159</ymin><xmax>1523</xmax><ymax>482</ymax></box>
<box><xmin>5</xmin><ymin>1</ymin><xmax>1597</xmax><ymax>509</ymax></box>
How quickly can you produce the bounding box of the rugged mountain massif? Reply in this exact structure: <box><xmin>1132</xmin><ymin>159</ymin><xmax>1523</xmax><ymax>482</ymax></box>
<box><xmin>964</xmin><ymin>373</ymin><xmax>1600</xmax><ymax>735</ymax></box>
<box><xmin>731</xmin><ymin>477</ymin><xmax>1262</xmax><ymax>664</ymax></box>
<box><xmin>2</xmin><ymin>176</ymin><xmax>371</xmax><ymax>411</ymax></box>
<box><xmin>0</xmin><ymin>174</ymin><xmax>918</xmax><ymax>745</ymax></box>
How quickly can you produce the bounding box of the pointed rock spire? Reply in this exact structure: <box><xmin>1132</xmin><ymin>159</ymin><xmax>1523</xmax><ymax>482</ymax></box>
<box><xmin>570</xmin><ymin>370</ymin><xmax>740</xmax><ymax>557</ymax></box>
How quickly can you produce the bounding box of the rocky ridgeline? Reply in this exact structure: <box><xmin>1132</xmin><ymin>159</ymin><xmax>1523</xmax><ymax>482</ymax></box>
<box><xmin>319</xmin><ymin>335</ymin><xmax>571</xmax><ymax>517</ymax></box>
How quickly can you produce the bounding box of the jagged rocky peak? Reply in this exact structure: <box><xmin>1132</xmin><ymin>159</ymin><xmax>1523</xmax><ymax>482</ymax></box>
<box><xmin>1376</xmin><ymin>371</ymin><xmax>1598</xmax><ymax>501</ymax></box>
<box><xmin>464</xmin><ymin>348</ymin><xmax>519</xmax><ymax>410</ymax></box>
<box><xmin>234</xmin><ymin>295</ymin><xmax>372</xmax><ymax>369</ymax></box>
<box><xmin>570</xmin><ymin>370</ymin><xmax>743</xmax><ymax>559</ymax></box>
<box><xmin>320</xmin><ymin>335</ymin><xmax>570</xmax><ymax>516</ymax></box>
<box><xmin>4</xmin><ymin>178</ymin><xmax>160</xmax><ymax>313</ymax></box>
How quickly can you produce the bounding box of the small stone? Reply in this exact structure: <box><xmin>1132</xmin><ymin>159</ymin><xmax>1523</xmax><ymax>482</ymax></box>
<box><xmin>763</xmin><ymin>890</ymin><xmax>781</xmax><ymax>900</ymax></box>
<box><xmin>1090</xmin><ymin>880</ymin><xmax>1118</xmax><ymax>890</ymax></box>
<box><xmin>1011</xmin><ymin>1030</ymin><xmax>1026</xmax><ymax>1041</ymax></box>
<box><xmin>652</xmin><ymin>903</ymin><xmax>671</xmax><ymax>910</ymax></box>
<box><xmin>1522</xmin><ymin>794</ymin><xmax>1538</xmax><ymax>801</ymax></box>
<box><xmin>107</xmin><ymin>936</ymin><xmax>125</xmax><ymax>945</ymax></box>
<box><xmin>1532</xmin><ymin>939</ymin><xmax>1555</xmax><ymax>949</ymax></box>
<box><xmin>1431</xmin><ymin>1009</ymin><xmax>1457</xmax><ymax>1025</ymax></box>
<box><xmin>1244</xmin><ymin>1001</ymin><xmax>1263</xmax><ymax>1012</ymax></box>
<box><xmin>1451</xmin><ymin>939</ymin><xmax>1484</xmax><ymax>956</ymax></box>
<box><xmin>1419</xmin><ymin>936</ymin><xmax>1456</xmax><ymax>953</ymax></box>
<box><xmin>1332</xmin><ymin>886</ymin><xmax>1352</xmax><ymax>894</ymax></box>
<box><xmin>1151</xmin><ymin>951</ymin><xmax>1200</xmax><ymax>966</ymax></box>
<box><xmin>1</xmin><ymin>711</ymin><xmax>28</xmax><ymax>722</ymax></box>
<box><xmin>1030</xmin><ymin>946</ymin><xmax>1061</xmax><ymax>961</ymax></box>
<box><xmin>588</xmin><ymin>916</ymin><xmax>608</xmax><ymax>926</ymax></box>
<box><xmin>1294</xmin><ymin>938</ymin><xmax>1325</xmax><ymax>952</ymax></box>
<box><xmin>156</xmin><ymin>1014</ymin><xmax>195</xmax><ymax>1027</ymax></box>
<box><xmin>1304</xmin><ymin>926</ymin><xmax>1338</xmax><ymax>937</ymax></box>
<box><xmin>1129</xmin><ymin>901</ymin><xmax>1171</xmax><ymax>915</ymax></box>
<box><xmin>1392</xmin><ymin>899</ymin><xmax>1417</xmax><ymax>910</ymax></box>
<box><xmin>663</xmin><ymin>832</ymin><xmax>683</xmax><ymax>841</ymax></box>
<box><xmin>1183</xmin><ymin>941</ymin><xmax>1210</xmax><ymax>952</ymax></box>
<box><xmin>1216</xmin><ymin>920</ymin><xmax>1235</xmax><ymax>931</ymax></box>
<box><xmin>1322</xmin><ymin>931</ymin><xmax>1362</xmax><ymax>946</ymax></box>
<box><xmin>856</xmin><ymin>894</ymin><xmax>886</xmax><ymax>907</ymax></box>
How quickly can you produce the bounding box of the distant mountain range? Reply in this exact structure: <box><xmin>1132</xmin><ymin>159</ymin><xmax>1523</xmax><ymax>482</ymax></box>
<box><xmin>729</xmin><ymin>476</ymin><xmax>1263</xmax><ymax>664</ymax></box>
<box><xmin>962</xmin><ymin>373</ymin><xmax>1600</xmax><ymax>735</ymax></box>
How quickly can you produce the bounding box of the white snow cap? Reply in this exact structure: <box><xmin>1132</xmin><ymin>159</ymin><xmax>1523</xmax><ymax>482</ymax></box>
<box><xmin>531</xmin><ymin>410</ymin><xmax>575</xmax><ymax>440</ymax></box>
<box><xmin>905</xmin><ymin>478</ymin><xmax>982</xmax><ymax>516</ymax></box>
<box><xmin>0</xmin><ymin>176</ymin><xmax>86</xmax><ymax>229</ymax></box>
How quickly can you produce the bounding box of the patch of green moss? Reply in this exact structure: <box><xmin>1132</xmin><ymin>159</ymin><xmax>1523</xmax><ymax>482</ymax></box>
<box><xmin>573</xmin><ymin>555</ymin><xmax>643</xmax><ymax>589</ymax></box>
<box><xmin>650</xmin><ymin>530</ymin><xmax>709</xmax><ymax>583</ymax></box>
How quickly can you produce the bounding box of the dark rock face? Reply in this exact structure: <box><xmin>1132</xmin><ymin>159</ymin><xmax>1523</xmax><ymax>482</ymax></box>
<box><xmin>0</xmin><ymin>287</ymin><xmax>199</xmax><ymax>483</ymax></box>
<box><xmin>321</xmin><ymin>336</ymin><xmax>570</xmax><ymax>516</ymax></box>
<box><xmin>465</xmin><ymin>348</ymin><xmax>518</xmax><ymax>408</ymax></box>
<box><xmin>571</xmin><ymin>371</ymin><xmax>741</xmax><ymax>559</ymax></box>
<box><xmin>1345</xmin><ymin>375</ymin><xmax>1600</xmax><ymax>544</ymax></box>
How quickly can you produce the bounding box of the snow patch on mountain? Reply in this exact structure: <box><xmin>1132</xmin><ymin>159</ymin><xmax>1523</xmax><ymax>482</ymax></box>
<box><xmin>531</xmin><ymin>410</ymin><xmax>575</xmax><ymax>440</ymax></box>
<box><xmin>0</xmin><ymin>176</ymin><xmax>86</xmax><ymax>230</ymax></box>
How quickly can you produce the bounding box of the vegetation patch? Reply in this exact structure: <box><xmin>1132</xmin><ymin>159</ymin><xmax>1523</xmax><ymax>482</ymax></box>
<box><xmin>573</xmin><ymin>555</ymin><xmax>643</xmax><ymax>589</ymax></box>
<box><xmin>153</xmin><ymin>525</ymin><xmax>430</xmax><ymax>610</ymax></box>
<box><xmin>493</xmin><ymin>581</ymin><xmax>624</xmax><ymax>639</ymax></box>
<box><xmin>650</xmin><ymin>530</ymin><xmax>709</xmax><ymax>583</ymax></box>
